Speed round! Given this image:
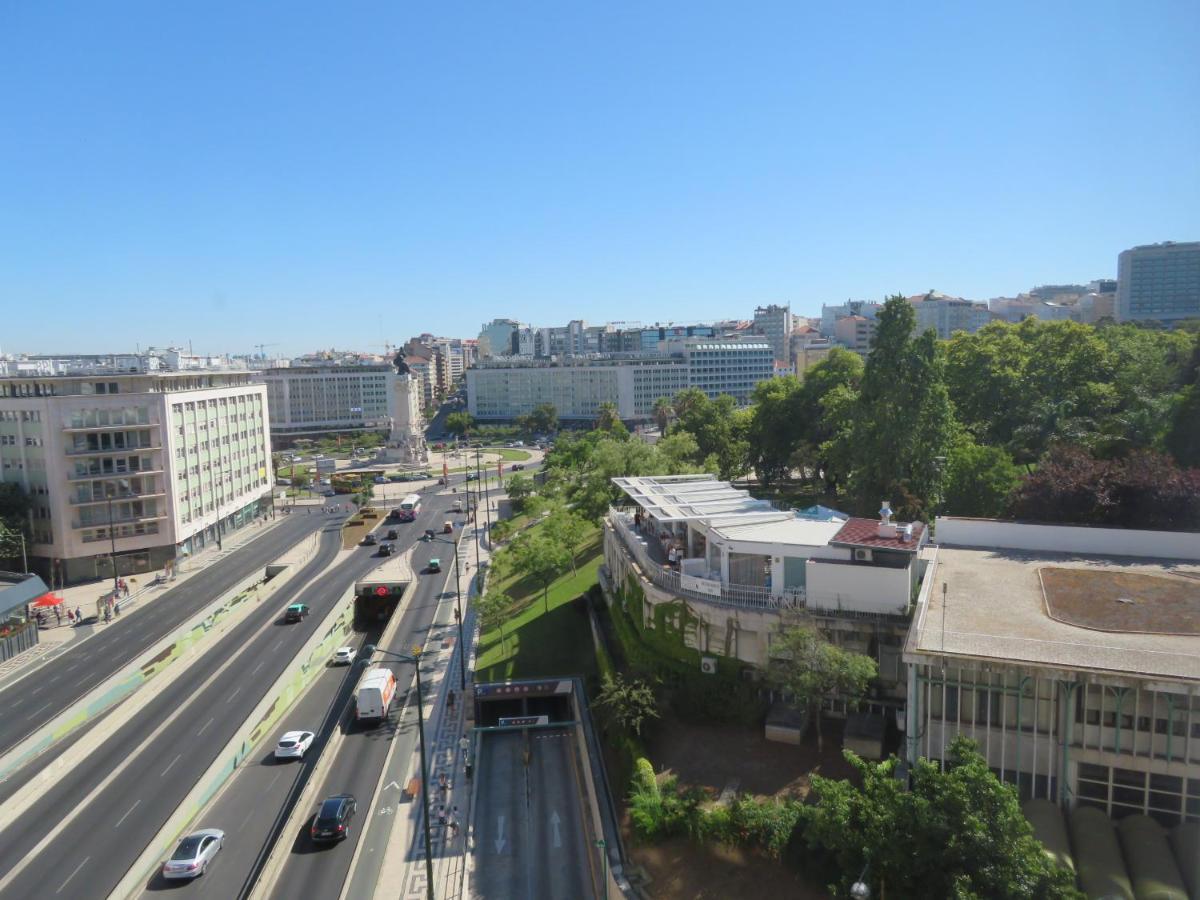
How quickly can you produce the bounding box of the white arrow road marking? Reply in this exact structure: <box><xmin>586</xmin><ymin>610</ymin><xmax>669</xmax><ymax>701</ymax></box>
<box><xmin>384</xmin><ymin>780</ymin><xmax>401</xmax><ymax>791</ymax></box>
<box><xmin>550</xmin><ymin>811</ymin><xmax>562</xmax><ymax>848</ymax></box>
<box><xmin>494</xmin><ymin>815</ymin><xmax>506</xmax><ymax>853</ymax></box>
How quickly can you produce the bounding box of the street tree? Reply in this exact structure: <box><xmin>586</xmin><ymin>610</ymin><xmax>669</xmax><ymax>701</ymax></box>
<box><xmin>595</xmin><ymin>674</ymin><xmax>659</xmax><ymax>737</ymax></box>
<box><xmin>476</xmin><ymin>590</ymin><xmax>514</xmax><ymax>656</ymax></box>
<box><xmin>847</xmin><ymin>295</ymin><xmax>956</xmax><ymax>518</ymax></box>
<box><xmin>767</xmin><ymin>626</ymin><xmax>876</xmax><ymax>752</ymax></box>
<box><xmin>595</xmin><ymin>401</ymin><xmax>621</xmax><ymax>432</ymax></box>
<box><xmin>942</xmin><ymin>439</ymin><xmax>1022</xmax><ymax>517</ymax></box>
<box><xmin>528</xmin><ymin>402</ymin><xmax>559</xmax><ymax>434</ymax></box>
<box><xmin>504</xmin><ymin>473</ymin><xmax>536</xmax><ymax>511</ymax></box>
<box><xmin>804</xmin><ymin>736</ymin><xmax>1082</xmax><ymax>899</ymax></box>
<box><xmin>747</xmin><ymin>375</ymin><xmax>806</xmax><ymax>486</ymax></box>
<box><xmin>509</xmin><ymin>532</ymin><xmax>571</xmax><ymax>613</ymax></box>
<box><xmin>544</xmin><ymin>505</ymin><xmax>590</xmax><ymax>575</ymax></box>
<box><xmin>652</xmin><ymin>396</ymin><xmax>674</xmax><ymax>433</ymax></box>
<box><xmin>444</xmin><ymin>411</ymin><xmax>475</xmax><ymax>438</ymax></box>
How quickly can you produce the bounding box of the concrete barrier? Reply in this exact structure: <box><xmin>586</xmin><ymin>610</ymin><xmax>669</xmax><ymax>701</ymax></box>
<box><xmin>109</xmin><ymin>579</ymin><xmax>358</xmax><ymax>900</ymax></box>
<box><xmin>0</xmin><ymin>531</ymin><xmax>319</xmax><ymax>790</ymax></box>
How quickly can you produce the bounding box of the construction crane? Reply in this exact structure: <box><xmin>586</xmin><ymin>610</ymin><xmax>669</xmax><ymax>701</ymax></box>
<box><xmin>254</xmin><ymin>342</ymin><xmax>280</xmax><ymax>360</ymax></box>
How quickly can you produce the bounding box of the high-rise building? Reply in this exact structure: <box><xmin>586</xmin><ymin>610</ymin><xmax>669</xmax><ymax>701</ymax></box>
<box><xmin>753</xmin><ymin>304</ymin><xmax>793</xmax><ymax>363</ymax></box>
<box><xmin>478</xmin><ymin>319</ymin><xmax>521</xmax><ymax>358</ymax></box>
<box><xmin>0</xmin><ymin>370</ymin><xmax>272</xmax><ymax>584</ymax></box>
<box><xmin>1117</xmin><ymin>241</ymin><xmax>1200</xmax><ymax>324</ymax></box>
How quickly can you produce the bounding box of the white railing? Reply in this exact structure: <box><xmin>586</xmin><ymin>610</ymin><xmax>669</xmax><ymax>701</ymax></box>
<box><xmin>608</xmin><ymin>510</ymin><xmax>804</xmax><ymax>612</ymax></box>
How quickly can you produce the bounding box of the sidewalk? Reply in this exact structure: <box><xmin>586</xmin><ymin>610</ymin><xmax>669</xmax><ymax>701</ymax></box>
<box><xmin>345</xmin><ymin>494</ymin><xmax>499</xmax><ymax>900</ymax></box>
<box><xmin>0</xmin><ymin>512</ymin><xmax>293</xmax><ymax>691</ymax></box>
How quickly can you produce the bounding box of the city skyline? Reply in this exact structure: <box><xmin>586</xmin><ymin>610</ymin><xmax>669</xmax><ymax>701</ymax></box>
<box><xmin>4</xmin><ymin>2</ymin><xmax>1199</xmax><ymax>355</ymax></box>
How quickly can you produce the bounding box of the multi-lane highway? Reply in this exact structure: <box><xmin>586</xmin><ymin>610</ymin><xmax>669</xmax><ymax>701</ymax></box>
<box><xmin>472</xmin><ymin>728</ymin><xmax>599</xmax><ymax>899</ymax></box>
<box><xmin>0</xmin><ymin>512</ymin><xmax>329</xmax><ymax>759</ymax></box>
<box><xmin>0</xmin><ymin>493</ymin><xmax>456</xmax><ymax>900</ymax></box>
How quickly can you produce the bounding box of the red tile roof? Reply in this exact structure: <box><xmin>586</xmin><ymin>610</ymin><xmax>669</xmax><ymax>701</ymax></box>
<box><xmin>831</xmin><ymin>517</ymin><xmax>924</xmax><ymax>551</ymax></box>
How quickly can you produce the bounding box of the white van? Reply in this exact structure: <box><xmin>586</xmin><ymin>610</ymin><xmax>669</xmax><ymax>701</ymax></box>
<box><xmin>356</xmin><ymin>667</ymin><xmax>397</xmax><ymax>722</ymax></box>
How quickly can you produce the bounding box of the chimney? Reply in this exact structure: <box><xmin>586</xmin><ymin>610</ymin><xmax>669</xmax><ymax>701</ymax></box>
<box><xmin>878</xmin><ymin>500</ymin><xmax>897</xmax><ymax>538</ymax></box>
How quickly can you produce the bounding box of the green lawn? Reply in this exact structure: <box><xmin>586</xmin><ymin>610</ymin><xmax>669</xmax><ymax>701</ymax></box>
<box><xmin>492</xmin><ymin>448</ymin><xmax>533</xmax><ymax>461</ymax></box>
<box><xmin>474</xmin><ymin>526</ymin><xmax>602</xmax><ymax>683</ymax></box>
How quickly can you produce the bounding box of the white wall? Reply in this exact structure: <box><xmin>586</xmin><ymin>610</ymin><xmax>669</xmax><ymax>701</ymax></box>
<box><xmin>805</xmin><ymin>559</ymin><xmax>911</xmax><ymax>615</ymax></box>
<box><xmin>935</xmin><ymin>517</ymin><xmax>1200</xmax><ymax>561</ymax></box>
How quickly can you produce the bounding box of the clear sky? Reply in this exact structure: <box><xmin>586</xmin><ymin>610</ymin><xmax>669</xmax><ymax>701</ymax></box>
<box><xmin>3</xmin><ymin>1</ymin><xmax>1198</xmax><ymax>356</ymax></box>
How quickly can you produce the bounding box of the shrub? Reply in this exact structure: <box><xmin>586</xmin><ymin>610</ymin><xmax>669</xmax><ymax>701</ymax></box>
<box><xmin>729</xmin><ymin>797</ymin><xmax>805</xmax><ymax>860</ymax></box>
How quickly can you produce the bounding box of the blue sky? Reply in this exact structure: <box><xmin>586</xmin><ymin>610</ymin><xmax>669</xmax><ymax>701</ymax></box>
<box><xmin>3</xmin><ymin>1</ymin><xmax>1198</xmax><ymax>356</ymax></box>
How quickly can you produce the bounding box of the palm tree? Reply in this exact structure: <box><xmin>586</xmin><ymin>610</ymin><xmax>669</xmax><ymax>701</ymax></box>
<box><xmin>595</xmin><ymin>401</ymin><xmax>620</xmax><ymax>432</ymax></box>
<box><xmin>652</xmin><ymin>396</ymin><xmax>674</xmax><ymax>433</ymax></box>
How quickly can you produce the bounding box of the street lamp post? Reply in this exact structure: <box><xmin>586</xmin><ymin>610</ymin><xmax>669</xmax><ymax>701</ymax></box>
<box><xmin>105</xmin><ymin>489</ymin><xmax>120</xmax><ymax>598</ymax></box>
<box><xmin>431</xmin><ymin>534</ymin><xmax>468</xmax><ymax>690</ymax></box>
<box><xmin>362</xmin><ymin>644</ymin><xmax>436</xmax><ymax>900</ymax></box>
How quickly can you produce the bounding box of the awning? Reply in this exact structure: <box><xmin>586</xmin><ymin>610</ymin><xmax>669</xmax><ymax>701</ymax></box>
<box><xmin>31</xmin><ymin>593</ymin><xmax>64</xmax><ymax>608</ymax></box>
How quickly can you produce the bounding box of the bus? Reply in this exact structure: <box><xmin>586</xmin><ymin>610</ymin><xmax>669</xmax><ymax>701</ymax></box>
<box><xmin>397</xmin><ymin>493</ymin><xmax>421</xmax><ymax>522</ymax></box>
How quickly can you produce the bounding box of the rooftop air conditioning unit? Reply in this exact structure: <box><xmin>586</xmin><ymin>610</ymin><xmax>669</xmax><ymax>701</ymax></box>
<box><xmin>700</xmin><ymin>656</ymin><xmax>718</xmax><ymax>675</ymax></box>
<box><xmin>854</xmin><ymin>548</ymin><xmax>873</xmax><ymax>562</ymax></box>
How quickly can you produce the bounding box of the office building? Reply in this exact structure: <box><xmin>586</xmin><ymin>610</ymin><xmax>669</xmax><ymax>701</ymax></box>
<box><xmin>680</xmin><ymin>341</ymin><xmax>774</xmax><ymax>404</ymax></box>
<box><xmin>753</xmin><ymin>304</ymin><xmax>794</xmax><ymax>363</ymax></box>
<box><xmin>261</xmin><ymin>365</ymin><xmax>396</xmax><ymax>438</ymax></box>
<box><xmin>1117</xmin><ymin>241</ymin><xmax>1200</xmax><ymax>324</ymax></box>
<box><xmin>0</xmin><ymin>370</ymin><xmax>272</xmax><ymax>584</ymax></box>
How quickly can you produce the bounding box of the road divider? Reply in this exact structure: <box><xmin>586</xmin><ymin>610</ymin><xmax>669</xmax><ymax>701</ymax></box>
<box><xmin>109</xmin><ymin>571</ymin><xmax>359</xmax><ymax>900</ymax></box>
<box><xmin>0</xmin><ymin>531</ymin><xmax>320</xmax><ymax>791</ymax></box>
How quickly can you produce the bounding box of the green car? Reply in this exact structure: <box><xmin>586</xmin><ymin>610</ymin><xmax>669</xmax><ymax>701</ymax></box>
<box><xmin>428</xmin><ymin>558</ymin><xmax>441</xmax><ymax>573</ymax></box>
<box><xmin>284</xmin><ymin>603</ymin><xmax>310</xmax><ymax>623</ymax></box>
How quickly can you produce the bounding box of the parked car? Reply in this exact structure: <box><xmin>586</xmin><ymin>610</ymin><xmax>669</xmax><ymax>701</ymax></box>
<box><xmin>361</xmin><ymin>533</ymin><xmax>378</xmax><ymax>546</ymax></box>
<box><xmin>284</xmin><ymin>603</ymin><xmax>309</xmax><ymax>623</ymax></box>
<box><xmin>321</xmin><ymin>488</ymin><xmax>336</xmax><ymax>497</ymax></box>
<box><xmin>427</xmin><ymin>558</ymin><xmax>442</xmax><ymax>573</ymax></box>
<box><xmin>333</xmin><ymin>646</ymin><xmax>356</xmax><ymax>665</ymax></box>
<box><xmin>388</xmin><ymin>474</ymin><xmax>404</xmax><ymax>482</ymax></box>
<box><xmin>378</xmin><ymin>542</ymin><xmax>395</xmax><ymax>557</ymax></box>
<box><xmin>310</xmin><ymin>794</ymin><xmax>357</xmax><ymax>843</ymax></box>
<box><xmin>374</xmin><ymin>476</ymin><xmax>388</xmax><ymax>484</ymax></box>
<box><xmin>162</xmin><ymin>829</ymin><xmax>224</xmax><ymax>879</ymax></box>
<box><xmin>274</xmin><ymin>730</ymin><xmax>315</xmax><ymax>760</ymax></box>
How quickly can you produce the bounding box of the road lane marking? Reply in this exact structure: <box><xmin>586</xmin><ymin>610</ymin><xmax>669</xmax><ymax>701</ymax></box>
<box><xmin>197</xmin><ymin>717</ymin><xmax>215</xmax><ymax>736</ymax></box>
<box><xmin>55</xmin><ymin>857</ymin><xmax>88</xmax><ymax>895</ymax></box>
<box><xmin>25</xmin><ymin>702</ymin><xmax>52</xmax><ymax>721</ymax></box>
<box><xmin>271</xmin><ymin>639</ymin><xmax>282</xmax><ymax>652</ymax></box>
<box><xmin>266</xmin><ymin>770</ymin><xmax>282</xmax><ymax>793</ymax></box>
<box><xmin>251</xmin><ymin>661</ymin><xmax>265</xmax><ymax>676</ymax></box>
<box><xmin>227</xmin><ymin>686</ymin><xmax>241</xmax><ymax>703</ymax></box>
<box><xmin>114</xmin><ymin>798</ymin><xmax>141</xmax><ymax>828</ymax></box>
<box><xmin>161</xmin><ymin>753</ymin><xmax>181</xmax><ymax>777</ymax></box>
<box><xmin>28</xmin><ymin>685</ymin><xmax>43</xmax><ymax>696</ymax></box>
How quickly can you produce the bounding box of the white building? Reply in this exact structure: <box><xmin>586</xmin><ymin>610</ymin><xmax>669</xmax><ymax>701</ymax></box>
<box><xmin>907</xmin><ymin>291</ymin><xmax>993</xmax><ymax>338</ymax></box>
<box><xmin>465</xmin><ymin>340</ymin><xmax>772</xmax><ymax>421</ymax></box>
<box><xmin>820</xmin><ymin>300</ymin><xmax>882</xmax><ymax>338</ymax></box>
<box><xmin>478</xmin><ymin>319</ymin><xmax>521</xmax><ymax>358</ymax></box>
<box><xmin>905</xmin><ymin>517</ymin><xmax>1200</xmax><ymax>822</ymax></box>
<box><xmin>0</xmin><ymin>370</ymin><xmax>272</xmax><ymax>584</ymax></box>
<box><xmin>753</xmin><ymin>304</ymin><xmax>794</xmax><ymax>363</ymax></box>
<box><xmin>1117</xmin><ymin>241</ymin><xmax>1200</xmax><ymax>324</ymax></box>
<box><xmin>261</xmin><ymin>365</ymin><xmax>394</xmax><ymax>438</ymax></box>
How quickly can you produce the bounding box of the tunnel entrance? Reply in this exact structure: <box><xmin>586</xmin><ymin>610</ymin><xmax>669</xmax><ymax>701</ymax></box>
<box><xmin>472</xmin><ymin>679</ymin><xmax>576</xmax><ymax>730</ymax></box>
<box><xmin>354</xmin><ymin>582</ymin><xmax>405</xmax><ymax>631</ymax></box>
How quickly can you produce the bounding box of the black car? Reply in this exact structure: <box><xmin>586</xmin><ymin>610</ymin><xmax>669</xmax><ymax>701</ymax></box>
<box><xmin>386</xmin><ymin>528</ymin><xmax>399</xmax><ymax>540</ymax></box>
<box><xmin>361</xmin><ymin>533</ymin><xmax>378</xmax><ymax>546</ymax></box>
<box><xmin>311</xmin><ymin>794</ymin><xmax>356</xmax><ymax>843</ymax></box>
<box><xmin>378</xmin><ymin>542</ymin><xmax>394</xmax><ymax>557</ymax></box>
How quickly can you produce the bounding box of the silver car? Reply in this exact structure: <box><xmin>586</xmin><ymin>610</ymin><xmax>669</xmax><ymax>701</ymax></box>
<box><xmin>162</xmin><ymin>828</ymin><xmax>224</xmax><ymax>879</ymax></box>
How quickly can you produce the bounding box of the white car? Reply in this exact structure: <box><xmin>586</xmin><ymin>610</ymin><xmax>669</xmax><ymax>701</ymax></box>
<box><xmin>274</xmin><ymin>730</ymin><xmax>315</xmax><ymax>760</ymax></box>
<box><xmin>333</xmin><ymin>646</ymin><xmax>357</xmax><ymax>665</ymax></box>
<box><xmin>162</xmin><ymin>828</ymin><xmax>224</xmax><ymax>879</ymax></box>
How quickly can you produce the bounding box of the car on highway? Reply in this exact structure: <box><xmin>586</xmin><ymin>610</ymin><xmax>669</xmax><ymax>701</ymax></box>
<box><xmin>378</xmin><ymin>542</ymin><xmax>395</xmax><ymax>557</ymax></box>
<box><xmin>386</xmin><ymin>528</ymin><xmax>399</xmax><ymax>540</ymax></box>
<box><xmin>361</xmin><ymin>533</ymin><xmax>378</xmax><ymax>546</ymax></box>
<box><xmin>284</xmin><ymin>603</ymin><xmax>310</xmax><ymax>623</ymax></box>
<box><xmin>162</xmin><ymin>828</ymin><xmax>224</xmax><ymax>879</ymax></box>
<box><xmin>274</xmin><ymin>730</ymin><xmax>315</xmax><ymax>760</ymax></box>
<box><xmin>311</xmin><ymin>794</ymin><xmax>357</xmax><ymax>843</ymax></box>
<box><xmin>374</xmin><ymin>475</ymin><xmax>388</xmax><ymax>484</ymax></box>
<box><xmin>333</xmin><ymin>646</ymin><xmax>357</xmax><ymax>665</ymax></box>
<box><xmin>511</xmin><ymin>463</ymin><xmax>525</xmax><ymax>471</ymax></box>
<box><xmin>442</xmin><ymin>521</ymin><xmax>453</xmax><ymax>533</ymax></box>
<box><xmin>428</xmin><ymin>558</ymin><xmax>441</xmax><ymax>573</ymax></box>
<box><xmin>466</xmin><ymin>472</ymin><xmax>477</xmax><ymax>481</ymax></box>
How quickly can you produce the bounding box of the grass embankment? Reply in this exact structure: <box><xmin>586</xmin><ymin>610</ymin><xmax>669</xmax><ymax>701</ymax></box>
<box><xmin>474</xmin><ymin>523</ymin><xmax>602</xmax><ymax>683</ymax></box>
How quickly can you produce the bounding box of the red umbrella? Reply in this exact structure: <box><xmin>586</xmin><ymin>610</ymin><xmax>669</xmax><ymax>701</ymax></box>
<box><xmin>31</xmin><ymin>593</ymin><xmax>63</xmax><ymax>608</ymax></box>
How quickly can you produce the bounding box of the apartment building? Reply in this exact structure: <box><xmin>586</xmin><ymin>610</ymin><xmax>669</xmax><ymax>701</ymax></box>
<box><xmin>753</xmin><ymin>304</ymin><xmax>794</xmax><ymax>363</ymax></box>
<box><xmin>1117</xmin><ymin>241</ymin><xmax>1200</xmax><ymax>324</ymax></box>
<box><xmin>261</xmin><ymin>365</ymin><xmax>394</xmax><ymax>438</ymax></box>
<box><xmin>907</xmin><ymin>291</ymin><xmax>992</xmax><ymax>338</ymax></box>
<box><xmin>820</xmin><ymin>300</ymin><xmax>882</xmax><ymax>338</ymax></box>
<box><xmin>833</xmin><ymin>315</ymin><xmax>877</xmax><ymax>356</ymax></box>
<box><xmin>0</xmin><ymin>371</ymin><xmax>272</xmax><ymax>584</ymax></box>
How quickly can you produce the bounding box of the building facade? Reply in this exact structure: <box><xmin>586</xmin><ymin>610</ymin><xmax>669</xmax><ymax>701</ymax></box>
<box><xmin>0</xmin><ymin>371</ymin><xmax>272</xmax><ymax>584</ymax></box>
<box><xmin>908</xmin><ymin>291</ymin><xmax>993</xmax><ymax>338</ymax></box>
<box><xmin>833</xmin><ymin>315</ymin><xmax>878</xmax><ymax>356</ymax></box>
<box><xmin>1117</xmin><ymin>241</ymin><xmax>1200</xmax><ymax>324</ymax></box>
<box><xmin>753</xmin><ymin>304</ymin><xmax>794</xmax><ymax>363</ymax></box>
<box><xmin>262</xmin><ymin>365</ymin><xmax>394</xmax><ymax>438</ymax></box>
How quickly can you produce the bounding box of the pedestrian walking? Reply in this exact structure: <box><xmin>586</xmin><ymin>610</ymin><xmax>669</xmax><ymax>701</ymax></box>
<box><xmin>54</xmin><ymin>606</ymin><xmax>61</xmax><ymax>626</ymax></box>
<box><xmin>114</xmin><ymin>601</ymin><xmax>121</xmax><ymax>617</ymax></box>
<box><xmin>66</xmin><ymin>609</ymin><xmax>74</xmax><ymax>626</ymax></box>
<box><xmin>74</xmin><ymin>606</ymin><xmax>82</xmax><ymax>625</ymax></box>
<box><xmin>448</xmin><ymin>690</ymin><xmax>456</xmax><ymax>710</ymax></box>
<box><xmin>103</xmin><ymin>607</ymin><xmax>111</xmax><ymax>624</ymax></box>
<box><xmin>448</xmin><ymin>813</ymin><xmax>460</xmax><ymax>838</ymax></box>
<box><xmin>437</xmin><ymin>805</ymin><xmax>447</xmax><ymax>829</ymax></box>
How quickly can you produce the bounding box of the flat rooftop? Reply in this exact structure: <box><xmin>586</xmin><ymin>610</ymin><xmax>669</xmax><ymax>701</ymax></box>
<box><xmin>909</xmin><ymin>547</ymin><xmax>1200</xmax><ymax>682</ymax></box>
<box><xmin>710</xmin><ymin>515</ymin><xmax>846</xmax><ymax>547</ymax></box>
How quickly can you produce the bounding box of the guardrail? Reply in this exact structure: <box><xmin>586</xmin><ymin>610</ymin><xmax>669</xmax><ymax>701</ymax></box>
<box><xmin>608</xmin><ymin>510</ymin><xmax>802</xmax><ymax>611</ymax></box>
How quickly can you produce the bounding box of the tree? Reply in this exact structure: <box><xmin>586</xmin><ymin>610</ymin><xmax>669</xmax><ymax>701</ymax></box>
<box><xmin>528</xmin><ymin>402</ymin><xmax>559</xmax><ymax>434</ymax></box>
<box><xmin>595</xmin><ymin>401</ymin><xmax>621</xmax><ymax>432</ymax></box>
<box><xmin>595</xmin><ymin>674</ymin><xmax>659</xmax><ymax>736</ymax></box>
<box><xmin>509</xmin><ymin>532</ymin><xmax>571</xmax><ymax>613</ymax></box>
<box><xmin>804</xmin><ymin>736</ymin><xmax>1082</xmax><ymax>899</ymax></box>
<box><xmin>476</xmin><ymin>590</ymin><xmax>514</xmax><ymax>656</ymax></box>
<box><xmin>847</xmin><ymin>296</ymin><xmax>956</xmax><ymax>519</ymax></box>
<box><xmin>671</xmin><ymin>390</ymin><xmax>750</xmax><ymax>481</ymax></box>
<box><xmin>505</xmin><ymin>473</ymin><xmax>536</xmax><ymax>511</ymax></box>
<box><xmin>1165</xmin><ymin>339</ymin><xmax>1200</xmax><ymax>467</ymax></box>
<box><xmin>746</xmin><ymin>376</ymin><xmax>806</xmax><ymax>486</ymax></box>
<box><xmin>0</xmin><ymin>485</ymin><xmax>30</xmax><ymax>569</ymax></box>
<box><xmin>1006</xmin><ymin>446</ymin><xmax>1200</xmax><ymax>530</ymax></box>
<box><xmin>942</xmin><ymin>439</ymin><xmax>1022</xmax><ymax>517</ymax></box>
<box><xmin>767</xmin><ymin>626</ymin><xmax>876</xmax><ymax>751</ymax></box>
<box><xmin>794</xmin><ymin>348</ymin><xmax>864</xmax><ymax>490</ymax></box>
<box><xmin>652</xmin><ymin>396</ymin><xmax>674</xmax><ymax>433</ymax></box>
<box><xmin>445</xmin><ymin>411</ymin><xmax>475</xmax><ymax>438</ymax></box>
<box><xmin>544</xmin><ymin>505</ymin><xmax>589</xmax><ymax>575</ymax></box>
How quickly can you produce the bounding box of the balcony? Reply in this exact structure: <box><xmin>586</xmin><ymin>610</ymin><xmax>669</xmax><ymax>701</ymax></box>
<box><xmin>72</xmin><ymin>510</ymin><xmax>168</xmax><ymax>530</ymax></box>
<box><xmin>65</xmin><ymin>438</ymin><xmax>161</xmax><ymax>456</ymax></box>
<box><xmin>68</xmin><ymin>467</ymin><xmax>163</xmax><ymax>482</ymax></box>
<box><xmin>69</xmin><ymin>489</ymin><xmax>167</xmax><ymax>507</ymax></box>
<box><xmin>608</xmin><ymin>509</ymin><xmax>801</xmax><ymax>611</ymax></box>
